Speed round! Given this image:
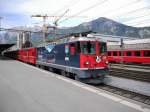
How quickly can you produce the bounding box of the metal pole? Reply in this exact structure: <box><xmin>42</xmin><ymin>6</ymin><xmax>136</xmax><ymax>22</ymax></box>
<box><xmin>43</xmin><ymin>16</ymin><xmax>47</xmax><ymax>43</ymax></box>
<box><xmin>120</xmin><ymin>37</ymin><xmax>124</xmax><ymax>66</ymax></box>
<box><xmin>0</xmin><ymin>17</ymin><xmax>2</xmax><ymax>31</ymax></box>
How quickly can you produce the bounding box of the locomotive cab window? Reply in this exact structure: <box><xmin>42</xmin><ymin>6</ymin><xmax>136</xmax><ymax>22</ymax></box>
<box><xmin>100</xmin><ymin>42</ymin><xmax>107</xmax><ymax>53</ymax></box>
<box><xmin>81</xmin><ymin>41</ymin><xmax>96</xmax><ymax>54</ymax></box>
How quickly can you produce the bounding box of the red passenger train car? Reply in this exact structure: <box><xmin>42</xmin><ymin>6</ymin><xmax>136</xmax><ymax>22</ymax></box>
<box><xmin>18</xmin><ymin>48</ymin><xmax>37</xmax><ymax>64</ymax></box>
<box><xmin>5</xmin><ymin>47</ymin><xmax>37</xmax><ymax>65</ymax></box>
<box><xmin>107</xmin><ymin>39</ymin><xmax>150</xmax><ymax>64</ymax></box>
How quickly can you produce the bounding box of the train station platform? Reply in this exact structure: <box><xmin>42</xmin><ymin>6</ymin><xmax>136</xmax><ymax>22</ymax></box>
<box><xmin>0</xmin><ymin>56</ymin><xmax>149</xmax><ymax>112</ymax></box>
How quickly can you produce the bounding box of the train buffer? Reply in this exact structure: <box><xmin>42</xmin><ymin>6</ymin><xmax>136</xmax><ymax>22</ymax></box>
<box><xmin>0</xmin><ymin>56</ymin><xmax>150</xmax><ymax>112</ymax></box>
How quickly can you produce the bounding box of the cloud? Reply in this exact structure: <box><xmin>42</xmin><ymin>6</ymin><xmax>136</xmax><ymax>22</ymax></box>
<box><xmin>0</xmin><ymin>0</ymin><xmax>29</xmax><ymax>14</ymax></box>
<box><xmin>0</xmin><ymin>0</ymin><xmax>150</xmax><ymax>27</ymax></box>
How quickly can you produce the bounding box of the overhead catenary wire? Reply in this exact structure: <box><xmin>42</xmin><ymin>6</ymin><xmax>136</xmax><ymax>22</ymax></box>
<box><xmin>127</xmin><ymin>18</ymin><xmax>150</xmax><ymax>26</ymax></box>
<box><xmin>124</xmin><ymin>13</ymin><xmax>150</xmax><ymax>24</ymax></box>
<box><xmin>59</xmin><ymin>0</ymin><xmax>108</xmax><ymax>24</ymax></box>
<box><xmin>58</xmin><ymin>0</ymin><xmax>150</xmax><ymax>28</ymax></box>
<box><xmin>52</xmin><ymin>0</ymin><xmax>80</xmax><ymax>16</ymax></box>
<box><xmin>115</xmin><ymin>5</ymin><xmax>150</xmax><ymax>18</ymax></box>
<box><xmin>100</xmin><ymin>0</ymin><xmax>142</xmax><ymax>17</ymax></box>
<box><xmin>58</xmin><ymin>0</ymin><xmax>143</xmax><ymax>24</ymax></box>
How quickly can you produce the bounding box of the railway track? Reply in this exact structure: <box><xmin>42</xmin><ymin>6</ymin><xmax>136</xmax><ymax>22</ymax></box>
<box><xmin>109</xmin><ymin>69</ymin><xmax>150</xmax><ymax>82</ymax></box>
<box><xmin>109</xmin><ymin>64</ymin><xmax>150</xmax><ymax>83</ymax></box>
<box><xmin>110</xmin><ymin>63</ymin><xmax>150</xmax><ymax>69</ymax></box>
<box><xmin>96</xmin><ymin>84</ymin><xmax>150</xmax><ymax>105</ymax></box>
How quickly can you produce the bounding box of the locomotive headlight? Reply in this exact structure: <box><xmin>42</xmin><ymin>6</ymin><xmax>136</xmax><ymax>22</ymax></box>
<box><xmin>85</xmin><ymin>61</ymin><xmax>90</xmax><ymax>65</ymax></box>
<box><xmin>105</xmin><ymin>61</ymin><xmax>109</xmax><ymax>64</ymax></box>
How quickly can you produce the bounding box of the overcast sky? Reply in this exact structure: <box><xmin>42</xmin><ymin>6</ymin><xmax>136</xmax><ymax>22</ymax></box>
<box><xmin>0</xmin><ymin>0</ymin><xmax>150</xmax><ymax>28</ymax></box>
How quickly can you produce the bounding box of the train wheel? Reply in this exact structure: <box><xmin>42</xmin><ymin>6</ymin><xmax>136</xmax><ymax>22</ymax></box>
<box><xmin>69</xmin><ymin>73</ymin><xmax>75</xmax><ymax>79</ymax></box>
<box><xmin>49</xmin><ymin>67</ymin><xmax>54</xmax><ymax>72</ymax></box>
<box><xmin>40</xmin><ymin>65</ymin><xmax>45</xmax><ymax>69</ymax></box>
<box><xmin>75</xmin><ymin>75</ymin><xmax>80</xmax><ymax>81</ymax></box>
<box><xmin>36</xmin><ymin>64</ymin><xmax>40</xmax><ymax>68</ymax></box>
<box><xmin>61</xmin><ymin>70</ymin><xmax>67</xmax><ymax>77</ymax></box>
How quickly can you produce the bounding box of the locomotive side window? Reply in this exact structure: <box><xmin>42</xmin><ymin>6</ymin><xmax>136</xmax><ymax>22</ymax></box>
<box><xmin>144</xmin><ymin>51</ymin><xmax>150</xmax><ymax>57</ymax></box>
<box><xmin>70</xmin><ymin>43</ymin><xmax>75</xmax><ymax>55</ymax></box>
<box><xmin>135</xmin><ymin>51</ymin><xmax>141</xmax><ymax>56</ymax></box>
<box><xmin>81</xmin><ymin>41</ymin><xmax>96</xmax><ymax>54</ymax></box>
<box><xmin>65</xmin><ymin>45</ymin><xmax>70</xmax><ymax>56</ymax></box>
<box><xmin>100</xmin><ymin>42</ymin><xmax>107</xmax><ymax>53</ymax></box>
<box><xmin>127</xmin><ymin>51</ymin><xmax>131</xmax><ymax>56</ymax></box>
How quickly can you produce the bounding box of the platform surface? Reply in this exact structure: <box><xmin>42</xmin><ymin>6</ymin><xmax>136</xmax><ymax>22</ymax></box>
<box><xmin>0</xmin><ymin>57</ymin><xmax>149</xmax><ymax>112</ymax></box>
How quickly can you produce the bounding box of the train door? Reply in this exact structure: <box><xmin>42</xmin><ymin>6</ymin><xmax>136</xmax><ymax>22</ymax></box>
<box><xmin>70</xmin><ymin>42</ymin><xmax>80</xmax><ymax>67</ymax></box>
<box><xmin>64</xmin><ymin>42</ymin><xmax>80</xmax><ymax>68</ymax></box>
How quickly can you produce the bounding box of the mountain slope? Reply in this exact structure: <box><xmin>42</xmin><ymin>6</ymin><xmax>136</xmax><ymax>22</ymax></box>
<box><xmin>59</xmin><ymin>17</ymin><xmax>150</xmax><ymax>38</ymax></box>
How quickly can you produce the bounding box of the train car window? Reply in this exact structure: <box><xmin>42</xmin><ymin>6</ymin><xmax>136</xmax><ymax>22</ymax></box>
<box><xmin>100</xmin><ymin>42</ymin><xmax>107</xmax><ymax>53</ymax></box>
<box><xmin>135</xmin><ymin>51</ymin><xmax>141</xmax><ymax>56</ymax></box>
<box><xmin>119</xmin><ymin>51</ymin><xmax>122</xmax><ymax>56</ymax></box>
<box><xmin>144</xmin><ymin>51</ymin><xmax>150</xmax><ymax>57</ymax></box>
<box><xmin>70</xmin><ymin>43</ymin><xmax>75</xmax><ymax>55</ymax></box>
<box><xmin>127</xmin><ymin>51</ymin><xmax>131</xmax><ymax>56</ymax></box>
<box><xmin>113</xmin><ymin>51</ymin><xmax>117</xmax><ymax>56</ymax></box>
<box><xmin>81</xmin><ymin>41</ymin><xmax>96</xmax><ymax>54</ymax></box>
<box><xmin>108</xmin><ymin>52</ymin><xmax>111</xmax><ymax>56</ymax></box>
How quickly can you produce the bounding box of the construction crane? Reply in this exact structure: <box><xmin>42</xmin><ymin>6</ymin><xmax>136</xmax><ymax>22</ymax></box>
<box><xmin>31</xmin><ymin>9</ymin><xmax>69</xmax><ymax>43</ymax></box>
<box><xmin>31</xmin><ymin>14</ymin><xmax>50</xmax><ymax>43</ymax></box>
<box><xmin>53</xmin><ymin>9</ymin><xmax>69</xmax><ymax>27</ymax></box>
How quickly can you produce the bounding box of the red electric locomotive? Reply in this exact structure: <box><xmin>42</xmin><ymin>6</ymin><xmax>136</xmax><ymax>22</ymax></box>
<box><xmin>36</xmin><ymin>36</ymin><xmax>108</xmax><ymax>84</ymax></box>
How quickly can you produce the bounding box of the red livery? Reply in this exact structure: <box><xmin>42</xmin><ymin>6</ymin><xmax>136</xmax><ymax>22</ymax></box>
<box><xmin>18</xmin><ymin>48</ymin><xmax>37</xmax><ymax>64</ymax></box>
<box><xmin>107</xmin><ymin>39</ymin><xmax>150</xmax><ymax>64</ymax></box>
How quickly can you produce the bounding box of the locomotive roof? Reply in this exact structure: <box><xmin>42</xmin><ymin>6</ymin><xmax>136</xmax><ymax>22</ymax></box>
<box><xmin>37</xmin><ymin>36</ymin><xmax>107</xmax><ymax>47</ymax></box>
